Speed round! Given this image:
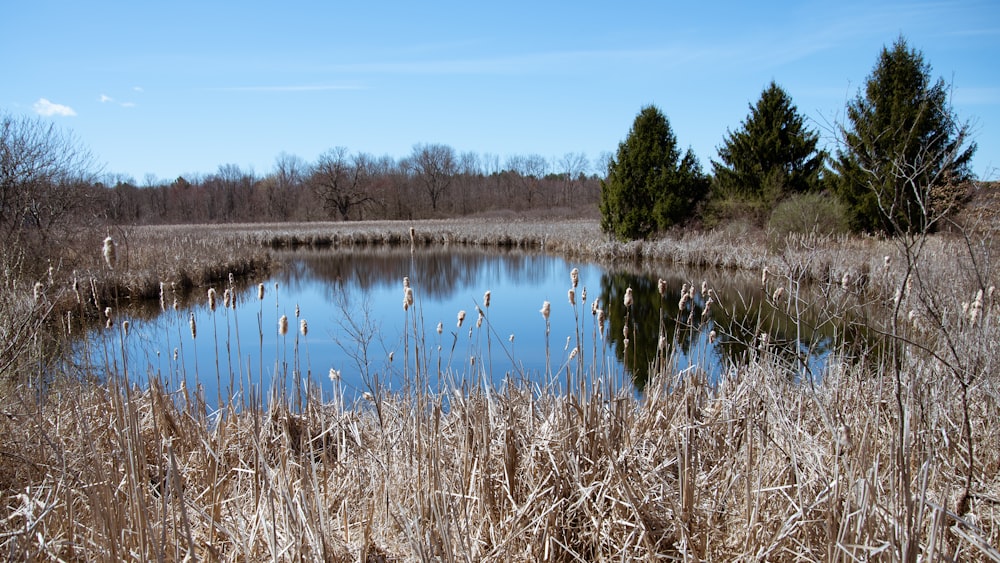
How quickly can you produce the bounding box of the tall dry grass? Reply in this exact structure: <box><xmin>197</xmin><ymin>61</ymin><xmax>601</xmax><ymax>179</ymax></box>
<box><xmin>1</xmin><ymin>218</ymin><xmax>999</xmax><ymax>561</ymax></box>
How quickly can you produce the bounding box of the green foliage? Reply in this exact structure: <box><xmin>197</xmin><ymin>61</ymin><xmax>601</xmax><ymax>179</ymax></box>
<box><xmin>767</xmin><ymin>192</ymin><xmax>848</xmax><ymax>237</ymax></box>
<box><xmin>834</xmin><ymin>36</ymin><xmax>976</xmax><ymax>234</ymax></box>
<box><xmin>600</xmin><ymin>106</ymin><xmax>709</xmax><ymax>240</ymax></box>
<box><xmin>713</xmin><ymin>81</ymin><xmax>825</xmax><ymax>206</ymax></box>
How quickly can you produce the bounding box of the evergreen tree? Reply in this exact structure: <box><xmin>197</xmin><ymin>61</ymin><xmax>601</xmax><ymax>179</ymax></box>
<box><xmin>712</xmin><ymin>81</ymin><xmax>825</xmax><ymax>205</ymax></box>
<box><xmin>600</xmin><ymin>105</ymin><xmax>708</xmax><ymax>240</ymax></box>
<box><xmin>834</xmin><ymin>36</ymin><xmax>975</xmax><ymax>234</ymax></box>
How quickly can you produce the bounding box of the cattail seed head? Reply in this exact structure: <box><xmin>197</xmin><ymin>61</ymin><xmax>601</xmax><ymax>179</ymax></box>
<box><xmin>223</xmin><ymin>288</ymin><xmax>232</xmax><ymax>309</ymax></box>
<box><xmin>658</xmin><ymin>278</ymin><xmax>668</xmax><ymax>297</ymax></box>
<box><xmin>329</xmin><ymin>368</ymin><xmax>340</xmax><ymax>382</ymax></box>
<box><xmin>483</xmin><ymin>290</ymin><xmax>491</xmax><ymax>308</ymax></box>
<box><xmin>772</xmin><ymin>287</ymin><xmax>785</xmax><ymax>302</ymax></box>
<box><xmin>159</xmin><ymin>282</ymin><xmax>165</xmax><ymax>311</ymax></box>
<box><xmin>569</xmin><ymin>347</ymin><xmax>578</xmax><ymax>360</ymax></box>
<box><xmin>208</xmin><ymin>288</ymin><xmax>217</xmax><ymax>311</ymax></box>
<box><xmin>122</xmin><ymin>320</ymin><xmax>130</xmax><ymax>337</ymax></box>
<box><xmin>581</xmin><ymin>287</ymin><xmax>587</xmax><ymax>304</ymax></box>
<box><xmin>623</xmin><ymin>287</ymin><xmax>633</xmax><ymax>308</ymax></box>
<box><xmin>570</xmin><ymin>267</ymin><xmax>579</xmax><ymax>288</ymax></box>
<box><xmin>477</xmin><ymin>309</ymin><xmax>484</xmax><ymax>328</ymax></box>
<box><xmin>761</xmin><ymin>267</ymin><xmax>769</xmax><ymax>287</ymax></box>
<box><xmin>189</xmin><ymin>312</ymin><xmax>197</xmax><ymax>339</ymax></box>
<box><xmin>33</xmin><ymin>281</ymin><xmax>44</xmax><ymax>304</ymax></box>
<box><xmin>102</xmin><ymin>236</ymin><xmax>116</xmax><ymax>270</ymax></box>
<box><xmin>708</xmin><ymin>330</ymin><xmax>717</xmax><ymax>344</ymax></box>
<box><xmin>436</xmin><ymin>322</ymin><xmax>443</xmax><ymax>335</ymax></box>
<box><xmin>278</xmin><ymin>314</ymin><xmax>288</xmax><ymax>336</ymax></box>
<box><xmin>403</xmin><ymin>276</ymin><xmax>410</xmax><ymax>289</ymax></box>
<box><xmin>295</xmin><ymin>303</ymin><xmax>300</xmax><ymax>318</ymax></box>
<box><xmin>540</xmin><ymin>301</ymin><xmax>551</xmax><ymax>320</ymax></box>
<box><xmin>509</xmin><ymin>334</ymin><xmax>515</xmax><ymax>343</ymax></box>
<box><xmin>701</xmin><ymin>280</ymin><xmax>708</xmax><ymax>297</ymax></box>
<box><xmin>658</xmin><ymin>335</ymin><xmax>667</xmax><ymax>351</ymax></box>
<box><xmin>388</xmin><ymin>351</ymin><xmax>394</xmax><ymax>362</ymax></box>
<box><xmin>300</xmin><ymin>319</ymin><xmax>308</xmax><ymax>336</ymax></box>
<box><xmin>403</xmin><ymin>287</ymin><xmax>414</xmax><ymax>311</ymax></box>
<box><xmin>841</xmin><ymin>272</ymin><xmax>851</xmax><ymax>289</ymax></box>
<box><xmin>258</xmin><ymin>283</ymin><xmax>265</xmax><ymax>300</ymax></box>
<box><xmin>568</xmin><ymin>288</ymin><xmax>576</xmax><ymax>306</ymax></box>
<box><xmin>457</xmin><ymin>310</ymin><xmax>466</xmax><ymax>327</ymax></box>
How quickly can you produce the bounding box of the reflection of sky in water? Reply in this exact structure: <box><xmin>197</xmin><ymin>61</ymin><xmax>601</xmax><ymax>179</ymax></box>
<box><xmin>77</xmin><ymin>248</ymin><xmax>840</xmax><ymax>408</ymax></box>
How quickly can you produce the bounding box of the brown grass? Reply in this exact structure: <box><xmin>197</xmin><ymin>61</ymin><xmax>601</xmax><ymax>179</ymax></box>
<box><xmin>2</xmin><ymin>218</ymin><xmax>999</xmax><ymax>561</ymax></box>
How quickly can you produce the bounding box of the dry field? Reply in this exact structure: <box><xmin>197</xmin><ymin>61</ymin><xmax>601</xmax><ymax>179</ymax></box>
<box><xmin>2</xmin><ymin>218</ymin><xmax>999</xmax><ymax>561</ymax></box>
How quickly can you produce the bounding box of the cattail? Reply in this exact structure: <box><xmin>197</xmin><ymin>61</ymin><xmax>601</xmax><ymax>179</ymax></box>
<box><xmin>102</xmin><ymin>236</ymin><xmax>116</xmax><ymax>270</ymax></box>
<box><xmin>363</xmin><ymin>391</ymin><xmax>374</xmax><ymax>402</ymax></box>
<box><xmin>597</xmin><ymin>309</ymin><xmax>606</xmax><ymax>336</ymax></box>
<box><xmin>122</xmin><ymin>320</ymin><xmax>130</xmax><ymax>337</ymax></box>
<box><xmin>329</xmin><ymin>368</ymin><xmax>341</xmax><ymax>382</ymax></box>
<box><xmin>883</xmin><ymin>255</ymin><xmax>891</xmax><ymax>273</ymax></box>
<box><xmin>658</xmin><ymin>278</ymin><xmax>668</xmax><ymax>298</ymax></box>
<box><xmin>591</xmin><ymin>299</ymin><xmax>599</xmax><ymax>315</ymax></box>
<box><xmin>476</xmin><ymin>308</ymin><xmax>484</xmax><ymax>328</ymax></box>
<box><xmin>761</xmin><ymin>267</ymin><xmax>769</xmax><ymax>287</ymax></box>
<box><xmin>969</xmin><ymin>289</ymin><xmax>983</xmax><ymax>325</ymax></box>
<box><xmin>159</xmin><ymin>282</ymin><xmax>166</xmax><ymax>311</ymax></box>
<box><xmin>564</xmin><ymin>336</ymin><xmax>571</xmax><ymax>350</ymax></box>
<box><xmin>229</xmin><ymin>272</ymin><xmax>235</xmax><ymax>286</ymax></box>
<box><xmin>223</xmin><ymin>288</ymin><xmax>232</xmax><ymax>309</ymax></box>
<box><xmin>457</xmin><ymin>310</ymin><xmax>466</xmax><ymax>328</ymax></box>
<box><xmin>300</xmin><ymin>319</ymin><xmax>308</xmax><ymax>336</ymax></box>
<box><xmin>278</xmin><ymin>314</ymin><xmax>288</xmax><ymax>336</ymax></box>
<box><xmin>841</xmin><ymin>272</ymin><xmax>851</xmax><ymax>289</ymax></box>
<box><xmin>701</xmin><ymin>280</ymin><xmax>708</xmax><ymax>297</ymax></box>
<box><xmin>658</xmin><ymin>335</ymin><xmax>667</xmax><ymax>351</ymax></box>
<box><xmin>173</xmin><ymin>297</ymin><xmax>179</xmax><ymax>311</ymax></box>
<box><xmin>105</xmin><ymin>306</ymin><xmax>114</xmax><ymax>329</ymax></box>
<box><xmin>189</xmin><ymin>312</ymin><xmax>197</xmax><ymax>339</ymax></box>
<box><xmin>703</xmin><ymin>296</ymin><xmax>714</xmax><ymax>317</ymax></box>
<box><xmin>623</xmin><ymin>287</ymin><xmax>633</xmax><ymax>308</ymax></box>
<box><xmin>679</xmin><ymin>289</ymin><xmax>689</xmax><ymax>310</ymax></box>
<box><xmin>772</xmin><ymin>287</ymin><xmax>785</xmax><ymax>302</ymax></box>
<box><xmin>208</xmin><ymin>288</ymin><xmax>217</xmax><ymax>311</ymax></box>
<box><xmin>403</xmin><ymin>287</ymin><xmax>414</xmax><ymax>311</ymax></box>
<box><xmin>173</xmin><ymin>348</ymin><xmax>179</xmax><ymax>362</ymax></box>
<box><xmin>258</xmin><ymin>283</ymin><xmax>265</xmax><ymax>300</ymax></box>
<box><xmin>708</xmin><ymin>330</ymin><xmax>717</xmax><ymax>344</ymax></box>
<box><xmin>483</xmin><ymin>290</ymin><xmax>491</xmax><ymax>308</ymax></box>
<box><xmin>570</xmin><ymin>267</ymin><xmax>579</xmax><ymax>288</ymax></box>
<box><xmin>509</xmin><ymin>334</ymin><xmax>515</xmax><ymax>343</ymax></box>
<box><xmin>581</xmin><ymin>287</ymin><xmax>587</xmax><ymax>304</ymax></box>
<box><xmin>623</xmin><ymin>338</ymin><xmax>630</xmax><ymax>350</ymax></box>
<box><xmin>403</xmin><ymin>276</ymin><xmax>410</xmax><ymax>289</ymax></box>
<box><xmin>569</xmin><ymin>347</ymin><xmax>578</xmax><ymax>360</ymax></box>
<box><xmin>295</xmin><ymin>303</ymin><xmax>300</xmax><ymax>318</ymax></box>
<box><xmin>33</xmin><ymin>281</ymin><xmax>44</xmax><ymax>304</ymax></box>
<box><xmin>568</xmin><ymin>288</ymin><xmax>576</xmax><ymax>306</ymax></box>
<box><xmin>540</xmin><ymin>301</ymin><xmax>551</xmax><ymax>320</ymax></box>
<box><xmin>388</xmin><ymin>351</ymin><xmax>394</xmax><ymax>362</ymax></box>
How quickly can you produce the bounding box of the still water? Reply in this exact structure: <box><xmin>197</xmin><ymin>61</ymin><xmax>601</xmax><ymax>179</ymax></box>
<box><xmin>79</xmin><ymin>247</ymin><xmax>840</xmax><ymax>407</ymax></box>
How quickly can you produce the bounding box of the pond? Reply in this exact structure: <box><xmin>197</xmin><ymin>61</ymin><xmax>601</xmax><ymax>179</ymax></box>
<box><xmin>76</xmin><ymin>246</ymin><xmax>844</xmax><ymax>408</ymax></box>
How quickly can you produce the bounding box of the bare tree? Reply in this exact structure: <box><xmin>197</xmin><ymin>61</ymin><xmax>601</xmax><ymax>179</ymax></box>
<box><xmin>310</xmin><ymin>147</ymin><xmax>379</xmax><ymax>220</ymax></box>
<box><xmin>409</xmin><ymin>143</ymin><xmax>456</xmax><ymax>212</ymax></box>
<box><xmin>558</xmin><ymin>152</ymin><xmax>589</xmax><ymax>205</ymax></box>
<box><xmin>0</xmin><ymin>112</ymin><xmax>98</xmax><ymax>273</ymax></box>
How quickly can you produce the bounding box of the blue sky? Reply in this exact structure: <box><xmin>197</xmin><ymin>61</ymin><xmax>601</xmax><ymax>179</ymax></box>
<box><xmin>3</xmin><ymin>0</ymin><xmax>998</xmax><ymax>183</ymax></box>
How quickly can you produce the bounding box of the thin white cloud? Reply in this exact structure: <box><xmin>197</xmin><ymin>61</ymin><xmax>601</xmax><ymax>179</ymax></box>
<box><xmin>33</xmin><ymin>98</ymin><xmax>76</xmax><ymax>117</ymax></box>
<box><xmin>100</xmin><ymin>94</ymin><xmax>114</xmax><ymax>103</ymax></box>
<box><xmin>132</xmin><ymin>86</ymin><xmax>144</xmax><ymax>92</ymax></box>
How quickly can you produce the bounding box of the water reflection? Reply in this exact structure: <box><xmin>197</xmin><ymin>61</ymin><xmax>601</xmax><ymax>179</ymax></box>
<box><xmin>77</xmin><ymin>247</ymin><xmax>848</xmax><ymax>406</ymax></box>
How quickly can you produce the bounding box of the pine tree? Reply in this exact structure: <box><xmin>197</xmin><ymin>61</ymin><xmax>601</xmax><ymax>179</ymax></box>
<box><xmin>712</xmin><ymin>81</ymin><xmax>825</xmax><ymax>205</ymax></box>
<box><xmin>834</xmin><ymin>36</ymin><xmax>975</xmax><ymax>234</ymax></box>
<box><xmin>600</xmin><ymin>105</ymin><xmax>708</xmax><ymax>240</ymax></box>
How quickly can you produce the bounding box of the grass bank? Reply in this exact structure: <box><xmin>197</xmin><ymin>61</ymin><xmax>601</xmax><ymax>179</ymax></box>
<box><xmin>1</xmin><ymin>218</ymin><xmax>998</xmax><ymax>560</ymax></box>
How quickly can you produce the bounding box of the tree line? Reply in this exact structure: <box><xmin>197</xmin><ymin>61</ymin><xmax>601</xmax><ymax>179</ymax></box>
<box><xmin>96</xmin><ymin>145</ymin><xmax>602</xmax><ymax>225</ymax></box>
